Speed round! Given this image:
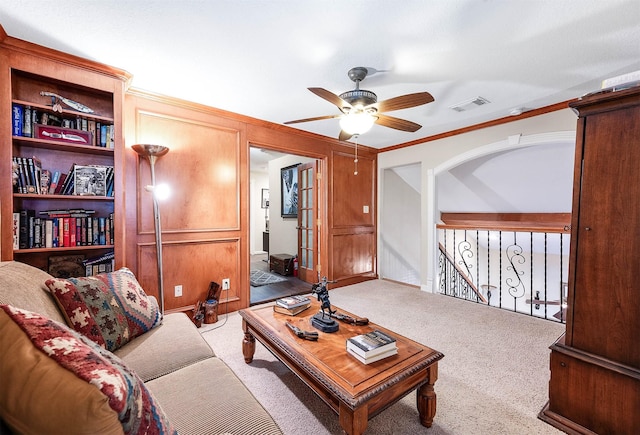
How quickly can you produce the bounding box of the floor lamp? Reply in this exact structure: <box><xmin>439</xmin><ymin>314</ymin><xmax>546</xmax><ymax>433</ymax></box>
<box><xmin>132</xmin><ymin>144</ymin><xmax>169</xmax><ymax>314</ymax></box>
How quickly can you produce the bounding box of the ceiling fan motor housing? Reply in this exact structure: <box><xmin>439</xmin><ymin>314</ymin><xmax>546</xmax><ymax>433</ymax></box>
<box><xmin>339</xmin><ymin>89</ymin><xmax>377</xmax><ymax>112</ymax></box>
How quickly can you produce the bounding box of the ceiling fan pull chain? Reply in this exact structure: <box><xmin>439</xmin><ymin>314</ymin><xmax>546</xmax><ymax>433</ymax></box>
<box><xmin>354</xmin><ymin>135</ymin><xmax>359</xmax><ymax>175</ymax></box>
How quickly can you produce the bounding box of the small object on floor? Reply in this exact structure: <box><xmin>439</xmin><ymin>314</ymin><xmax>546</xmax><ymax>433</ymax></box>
<box><xmin>329</xmin><ymin>311</ymin><xmax>369</xmax><ymax>326</ymax></box>
<box><xmin>250</xmin><ymin>270</ymin><xmax>288</xmax><ymax>287</ymax></box>
<box><xmin>207</xmin><ymin>281</ymin><xmax>222</xmax><ymax>301</ymax></box>
<box><xmin>192</xmin><ymin>300</ymin><xmax>204</xmax><ymax>327</ymax></box>
<box><xmin>285</xmin><ymin>321</ymin><xmax>319</xmax><ymax>341</ymax></box>
<box><xmin>204</xmin><ymin>300</ymin><xmax>218</xmax><ymax>324</ymax></box>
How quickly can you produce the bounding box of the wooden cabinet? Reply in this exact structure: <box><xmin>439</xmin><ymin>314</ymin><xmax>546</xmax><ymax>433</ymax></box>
<box><xmin>540</xmin><ymin>86</ymin><xmax>640</xmax><ymax>434</ymax></box>
<box><xmin>1</xmin><ymin>27</ymin><xmax>129</xmax><ymax>273</ymax></box>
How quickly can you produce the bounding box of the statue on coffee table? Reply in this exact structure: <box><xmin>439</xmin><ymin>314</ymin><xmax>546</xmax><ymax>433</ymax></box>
<box><xmin>311</xmin><ymin>276</ymin><xmax>339</xmax><ymax>333</ymax></box>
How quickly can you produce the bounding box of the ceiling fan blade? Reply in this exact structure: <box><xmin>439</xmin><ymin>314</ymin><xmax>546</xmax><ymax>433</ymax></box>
<box><xmin>376</xmin><ymin>92</ymin><xmax>434</xmax><ymax>113</ymax></box>
<box><xmin>284</xmin><ymin>114</ymin><xmax>340</xmax><ymax>125</ymax></box>
<box><xmin>308</xmin><ymin>87</ymin><xmax>351</xmax><ymax>111</ymax></box>
<box><xmin>375</xmin><ymin>113</ymin><xmax>422</xmax><ymax>132</ymax></box>
<box><xmin>338</xmin><ymin>130</ymin><xmax>353</xmax><ymax>141</ymax></box>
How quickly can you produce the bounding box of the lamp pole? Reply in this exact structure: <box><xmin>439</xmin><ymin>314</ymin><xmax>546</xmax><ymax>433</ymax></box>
<box><xmin>132</xmin><ymin>144</ymin><xmax>169</xmax><ymax>314</ymax></box>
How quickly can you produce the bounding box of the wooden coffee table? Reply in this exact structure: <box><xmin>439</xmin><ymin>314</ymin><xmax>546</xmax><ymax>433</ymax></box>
<box><xmin>239</xmin><ymin>300</ymin><xmax>444</xmax><ymax>435</ymax></box>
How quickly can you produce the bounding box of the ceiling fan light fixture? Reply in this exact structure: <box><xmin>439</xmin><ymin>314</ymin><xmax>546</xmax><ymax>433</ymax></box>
<box><xmin>340</xmin><ymin>112</ymin><xmax>375</xmax><ymax>136</ymax></box>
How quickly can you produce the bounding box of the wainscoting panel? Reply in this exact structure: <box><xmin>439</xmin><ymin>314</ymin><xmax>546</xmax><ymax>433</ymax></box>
<box><xmin>135</xmin><ymin>110</ymin><xmax>241</xmax><ymax>234</ymax></box>
<box><xmin>136</xmin><ymin>238</ymin><xmax>240</xmax><ymax>312</ymax></box>
<box><xmin>330</xmin><ymin>231</ymin><xmax>376</xmax><ymax>280</ymax></box>
<box><xmin>331</xmin><ymin>151</ymin><xmax>376</xmax><ymax>228</ymax></box>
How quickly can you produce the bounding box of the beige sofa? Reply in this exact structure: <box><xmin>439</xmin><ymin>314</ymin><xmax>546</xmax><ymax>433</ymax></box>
<box><xmin>0</xmin><ymin>260</ymin><xmax>282</xmax><ymax>434</ymax></box>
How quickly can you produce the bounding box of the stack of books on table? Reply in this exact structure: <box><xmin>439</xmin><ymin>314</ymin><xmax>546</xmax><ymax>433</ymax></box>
<box><xmin>346</xmin><ymin>329</ymin><xmax>398</xmax><ymax>364</ymax></box>
<box><xmin>273</xmin><ymin>295</ymin><xmax>311</xmax><ymax>316</ymax></box>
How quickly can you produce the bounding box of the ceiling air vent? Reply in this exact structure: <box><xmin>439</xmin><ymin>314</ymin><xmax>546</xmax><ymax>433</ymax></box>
<box><xmin>449</xmin><ymin>96</ymin><xmax>491</xmax><ymax>112</ymax></box>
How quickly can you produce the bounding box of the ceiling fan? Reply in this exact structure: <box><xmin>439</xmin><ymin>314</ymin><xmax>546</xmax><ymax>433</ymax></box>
<box><xmin>284</xmin><ymin>67</ymin><xmax>435</xmax><ymax>141</ymax></box>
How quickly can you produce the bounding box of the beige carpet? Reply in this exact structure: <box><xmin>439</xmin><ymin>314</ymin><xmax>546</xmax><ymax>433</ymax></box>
<box><xmin>201</xmin><ymin>279</ymin><xmax>564</xmax><ymax>434</ymax></box>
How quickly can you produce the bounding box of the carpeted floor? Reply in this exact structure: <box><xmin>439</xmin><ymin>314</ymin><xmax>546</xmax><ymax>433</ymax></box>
<box><xmin>201</xmin><ymin>279</ymin><xmax>564</xmax><ymax>434</ymax></box>
<box><xmin>250</xmin><ymin>269</ymin><xmax>288</xmax><ymax>287</ymax></box>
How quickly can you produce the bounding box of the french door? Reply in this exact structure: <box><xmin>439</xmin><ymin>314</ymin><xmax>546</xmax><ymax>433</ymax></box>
<box><xmin>297</xmin><ymin>161</ymin><xmax>319</xmax><ymax>283</ymax></box>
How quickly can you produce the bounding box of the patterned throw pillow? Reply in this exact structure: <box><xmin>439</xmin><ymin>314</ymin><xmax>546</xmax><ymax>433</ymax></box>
<box><xmin>0</xmin><ymin>304</ymin><xmax>175</xmax><ymax>435</ymax></box>
<box><xmin>45</xmin><ymin>267</ymin><xmax>161</xmax><ymax>351</ymax></box>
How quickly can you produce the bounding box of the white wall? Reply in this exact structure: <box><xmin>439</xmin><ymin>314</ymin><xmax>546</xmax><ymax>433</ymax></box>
<box><xmin>377</xmin><ymin>108</ymin><xmax>578</xmax><ymax>292</ymax></box>
<box><xmin>437</xmin><ymin>142</ymin><xmax>575</xmax><ymax>213</ymax></box>
<box><xmin>268</xmin><ymin>155</ymin><xmax>314</xmax><ymax>257</ymax></box>
<box><xmin>249</xmin><ymin>170</ymin><xmax>269</xmax><ymax>255</ymax></box>
<box><xmin>380</xmin><ymin>166</ymin><xmax>421</xmax><ymax>285</ymax></box>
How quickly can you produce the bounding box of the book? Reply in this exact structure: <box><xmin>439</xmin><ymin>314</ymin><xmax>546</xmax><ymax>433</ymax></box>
<box><xmin>273</xmin><ymin>303</ymin><xmax>310</xmax><ymax>316</ymax></box>
<box><xmin>12</xmin><ymin>103</ymin><xmax>22</xmax><ymax>136</ymax></box>
<box><xmin>53</xmin><ymin>172</ymin><xmax>67</xmax><ymax>194</ymax></box>
<box><xmin>82</xmin><ymin>251</ymin><xmax>115</xmax><ymax>276</ymax></box>
<box><xmin>347</xmin><ymin>329</ymin><xmax>397</xmax><ymax>358</ymax></box>
<box><xmin>18</xmin><ymin>209</ymin><xmax>35</xmax><ymax>249</ymax></box>
<box><xmin>276</xmin><ymin>295</ymin><xmax>311</xmax><ymax>309</ymax></box>
<box><xmin>74</xmin><ymin>165</ymin><xmax>108</xmax><ymax>196</ymax></box>
<box><xmin>49</xmin><ymin>171</ymin><xmax>61</xmax><ymax>193</ymax></box>
<box><xmin>12</xmin><ymin>212</ymin><xmax>20</xmax><ymax>249</ymax></box>
<box><xmin>23</xmin><ymin>106</ymin><xmax>32</xmax><ymax>137</ymax></box>
<box><xmin>40</xmin><ymin>169</ymin><xmax>51</xmax><ymax>194</ymax></box>
<box><xmin>346</xmin><ymin>346</ymin><xmax>397</xmax><ymax>365</ymax></box>
<box><xmin>59</xmin><ymin>163</ymin><xmax>76</xmax><ymax>195</ymax></box>
<box><xmin>12</xmin><ymin>157</ymin><xmax>25</xmax><ymax>193</ymax></box>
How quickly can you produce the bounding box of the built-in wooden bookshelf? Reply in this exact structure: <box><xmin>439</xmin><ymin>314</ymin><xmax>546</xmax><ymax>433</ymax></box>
<box><xmin>1</xmin><ymin>27</ymin><xmax>129</xmax><ymax>274</ymax></box>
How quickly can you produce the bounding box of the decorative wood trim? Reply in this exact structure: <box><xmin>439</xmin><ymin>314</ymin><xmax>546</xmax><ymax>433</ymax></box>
<box><xmin>380</xmin><ymin>100</ymin><xmax>573</xmax><ymax>153</ymax></box>
<box><xmin>127</xmin><ymin>87</ymin><xmax>380</xmax><ymax>155</ymax></box>
<box><xmin>438</xmin><ymin>212</ymin><xmax>571</xmax><ymax>233</ymax></box>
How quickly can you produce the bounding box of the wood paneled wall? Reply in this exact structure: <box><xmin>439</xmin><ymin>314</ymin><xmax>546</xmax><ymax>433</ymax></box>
<box><xmin>124</xmin><ymin>89</ymin><xmax>378</xmax><ymax>312</ymax></box>
<box><xmin>124</xmin><ymin>92</ymin><xmax>246</xmax><ymax>313</ymax></box>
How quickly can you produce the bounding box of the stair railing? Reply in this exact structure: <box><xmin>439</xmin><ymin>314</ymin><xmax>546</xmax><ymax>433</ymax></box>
<box><xmin>437</xmin><ymin>213</ymin><xmax>571</xmax><ymax>323</ymax></box>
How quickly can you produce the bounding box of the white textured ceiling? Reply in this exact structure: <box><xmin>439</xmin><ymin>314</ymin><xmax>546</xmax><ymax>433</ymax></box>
<box><xmin>1</xmin><ymin>1</ymin><xmax>639</xmax><ymax>149</ymax></box>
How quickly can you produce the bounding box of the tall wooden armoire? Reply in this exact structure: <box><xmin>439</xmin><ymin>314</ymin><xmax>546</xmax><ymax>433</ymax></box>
<box><xmin>539</xmin><ymin>86</ymin><xmax>640</xmax><ymax>433</ymax></box>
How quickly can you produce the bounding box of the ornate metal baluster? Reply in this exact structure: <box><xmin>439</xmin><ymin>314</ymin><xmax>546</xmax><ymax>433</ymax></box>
<box><xmin>505</xmin><ymin>232</ymin><xmax>526</xmax><ymax>305</ymax></box>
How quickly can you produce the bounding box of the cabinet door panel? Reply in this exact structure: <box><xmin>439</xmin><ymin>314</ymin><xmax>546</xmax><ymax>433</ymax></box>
<box><xmin>571</xmin><ymin>106</ymin><xmax>640</xmax><ymax>368</ymax></box>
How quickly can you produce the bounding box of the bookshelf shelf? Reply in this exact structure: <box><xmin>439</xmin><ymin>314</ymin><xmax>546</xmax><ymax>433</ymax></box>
<box><xmin>14</xmin><ymin>244</ymin><xmax>114</xmax><ymax>254</ymax></box>
<box><xmin>13</xmin><ymin>193</ymin><xmax>114</xmax><ymax>201</ymax></box>
<box><xmin>12</xmin><ymin>135</ymin><xmax>115</xmax><ymax>155</ymax></box>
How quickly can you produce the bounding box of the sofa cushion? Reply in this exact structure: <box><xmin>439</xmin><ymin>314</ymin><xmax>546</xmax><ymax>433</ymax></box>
<box><xmin>146</xmin><ymin>358</ymin><xmax>283</xmax><ymax>435</ymax></box>
<box><xmin>0</xmin><ymin>261</ymin><xmax>65</xmax><ymax>324</ymax></box>
<box><xmin>114</xmin><ymin>312</ymin><xmax>215</xmax><ymax>382</ymax></box>
<box><xmin>45</xmin><ymin>267</ymin><xmax>162</xmax><ymax>352</ymax></box>
<box><xmin>0</xmin><ymin>304</ymin><xmax>175</xmax><ymax>435</ymax></box>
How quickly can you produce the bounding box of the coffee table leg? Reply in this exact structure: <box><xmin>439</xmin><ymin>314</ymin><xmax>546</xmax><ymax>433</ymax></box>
<box><xmin>417</xmin><ymin>363</ymin><xmax>438</xmax><ymax>427</ymax></box>
<box><xmin>242</xmin><ymin>320</ymin><xmax>256</xmax><ymax>363</ymax></box>
<box><xmin>339</xmin><ymin>402</ymin><xmax>368</xmax><ymax>435</ymax></box>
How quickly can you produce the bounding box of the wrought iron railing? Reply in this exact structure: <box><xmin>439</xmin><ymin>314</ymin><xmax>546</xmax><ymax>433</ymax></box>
<box><xmin>437</xmin><ymin>224</ymin><xmax>569</xmax><ymax>323</ymax></box>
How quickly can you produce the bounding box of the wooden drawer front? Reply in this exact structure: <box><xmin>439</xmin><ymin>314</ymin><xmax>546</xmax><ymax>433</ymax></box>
<box><xmin>548</xmin><ymin>350</ymin><xmax>640</xmax><ymax>434</ymax></box>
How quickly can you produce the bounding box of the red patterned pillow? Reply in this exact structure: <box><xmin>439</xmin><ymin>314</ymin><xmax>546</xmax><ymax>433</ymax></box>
<box><xmin>0</xmin><ymin>304</ymin><xmax>175</xmax><ymax>435</ymax></box>
<box><xmin>45</xmin><ymin>267</ymin><xmax>161</xmax><ymax>351</ymax></box>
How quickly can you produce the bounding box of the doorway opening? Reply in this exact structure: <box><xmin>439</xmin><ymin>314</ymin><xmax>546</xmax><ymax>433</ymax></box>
<box><xmin>249</xmin><ymin>146</ymin><xmax>323</xmax><ymax>305</ymax></box>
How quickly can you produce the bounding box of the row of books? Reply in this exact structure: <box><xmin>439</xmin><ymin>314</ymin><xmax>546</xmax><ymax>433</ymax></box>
<box><xmin>346</xmin><ymin>329</ymin><xmax>397</xmax><ymax>364</ymax></box>
<box><xmin>12</xmin><ymin>103</ymin><xmax>114</xmax><ymax>148</ymax></box>
<box><xmin>273</xmin><ymin>295</ymin><xmax>311</xmax><ymax>316</ymax></box>
<box><xmin>83</xmin><ymin>251</ymin><xmax>116</xmax><ymax>276</ymax></box>
<box><xmin>13</xmin><ymin>209</ymin><xmax>114</xmax><ymax>250</ymax></box>
<box><xmin>47</xmin><ymin>251</ymin><xmax>115</xmax><ymax>278</ymax></box>
<box><xmin>13</xmin><ymin>156</ymin><xmax>114</xmax><ymax>197</ymax></box>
